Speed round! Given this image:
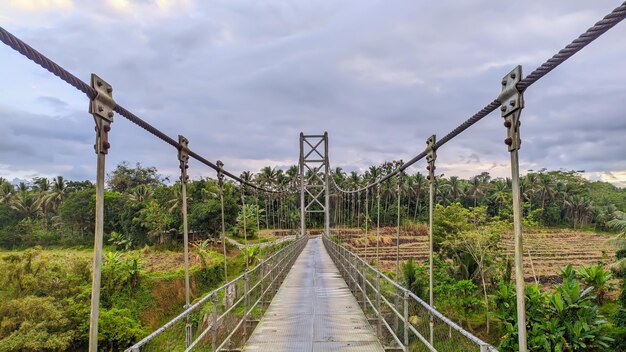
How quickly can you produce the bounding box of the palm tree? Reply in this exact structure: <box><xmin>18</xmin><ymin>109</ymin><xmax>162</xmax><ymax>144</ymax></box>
<box><xmin>412</xmin><ymin>172</ymin><xmax>425</xmax><ymax>220</ymax></box>
<box><xmin>448</xmin><ymin>176</ymin><xmax>464</xmax><ymax>203</ymax></box>
<box><xmin>468</xmin><ymin>177</ymin><xmax>484</xmax><ymax>207</ymax></box>
<box><xmin>256</xmin><ymin>166</ymin><xmax>278</xmax><ymax>189</ymax></box>
<box><xmin>564</xmin><ymin>195</ymin><xmax>593</xmax><ymax>228</ymax></box>
<box><xmin>32</xmin><ymin>177</ymin><xmax>51</xmax><ymax>192</ymax></box>
<box><xmin>129</xmin><ymin>184</ymin><xmax>153</xmax><ymax>203</ymax></box>
<box><xmin>608</xmin><ymin>211</ymin><xmax>626</xmax><ymax>238</ymax></box>
<box><xmin>0</xmin><ymin>181</ymin><xmax>14</xmax><ymax>205</ymax></box>
<box><xmin>285</xmin><ymin>165</ymin><xmax>299</xmax><ymax>189</ymax></box>
<box><xmin>240</xmin><ymin>171</ymin><xmax>253</xmax><ymax>184</ymax></box>
<box><xmin>491</xmin><ymin>180</ymin><xmax>510</xmax><ymax>213</ymax></box>
<box><xmin>537</xmin><ymin>173</ymin><xmax>555</xmax><ymax>210</ymax></box>
<box><xmin>10</xmin><ymin>192</ymin><xmax>40</xmax><ymax>219</ymax></box>
<box><xmin>47</xmin><ymin>176</ymin><xmax>67</xmax><ymax>211</ymax></box>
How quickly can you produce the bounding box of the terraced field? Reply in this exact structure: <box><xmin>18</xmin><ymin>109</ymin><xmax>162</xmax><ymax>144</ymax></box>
<box><xmin>333</xmin><ymin>227</ymin><xmax>616</xmax><ymax>285</ymax></box>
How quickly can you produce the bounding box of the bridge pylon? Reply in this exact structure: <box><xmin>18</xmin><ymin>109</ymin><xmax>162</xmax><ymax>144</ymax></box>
<box><xmin>299</xmin><ymin>132</ymin><xmax>330</xmax><ymax>236</ymax></box>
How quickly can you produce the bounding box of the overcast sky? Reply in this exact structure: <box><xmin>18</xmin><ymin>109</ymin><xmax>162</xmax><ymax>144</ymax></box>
<box><xmin>1</xmin><ymin>0</ymin><xmax>625</xmax><ymax>187</ymax></box>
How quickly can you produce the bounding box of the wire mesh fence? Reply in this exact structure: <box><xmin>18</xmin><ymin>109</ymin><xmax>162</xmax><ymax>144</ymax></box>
<box><xmin>323</xmin><ymin>235</ymin><xmax>497</xmax><ymax>352</ymax></box>
<box><xmin>126</xmin><ymin>236</ymin><xmax>308</xmax><ymax>352</ymax></box>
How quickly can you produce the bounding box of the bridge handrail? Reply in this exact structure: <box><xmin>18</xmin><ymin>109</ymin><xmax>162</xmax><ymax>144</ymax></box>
<box><xmin>126</xmin><ymin>235</ymin><xmax>308</xmax><ymax>351</ymax></box>
<box><xmin>323</xmin><ymin>234</ymin><xmax>497</xmax><ymax>352</ymax></box>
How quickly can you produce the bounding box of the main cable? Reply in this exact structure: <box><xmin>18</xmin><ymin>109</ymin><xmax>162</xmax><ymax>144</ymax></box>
<box><xmin>0</xmin><ymin>26</ymin><xmax>285</xmax><ymax>194</ymax></box>
<box><xmin>327</xmin><ymin>1</ymin><xmax>626</xmax><ymax>194</ymax></box>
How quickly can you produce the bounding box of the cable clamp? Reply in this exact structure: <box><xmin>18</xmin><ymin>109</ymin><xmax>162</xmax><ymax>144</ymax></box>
<box><xmin>426</xmin><ymin>135</ymin><xmax>437</xmax><ymax>182</ymax></box>
<box><xmin>178</xmin><ymin>135</ymin><xmax>189</xmax><ymax>183</ymax></box>
<box><xmin>90</xmin><ymin>74</ymin><xmax>115</xmax><ymax>154</ymax></box>
<box><xmin>498</xmin><ymin>66</ymin><xmax>524</xmax><ymax>152</ymax></box>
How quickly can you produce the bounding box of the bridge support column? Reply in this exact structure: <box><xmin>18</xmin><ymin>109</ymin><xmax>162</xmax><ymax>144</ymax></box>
<box><xmin>299</xmin><ymin>132</ymin><xmax>330</xmax><ymax>236</ymax></box>
<box><xmin>500</xmin><ymin>65</ymin><xmax>527</xmax><ymax>352</ymax></box>
<box><xmin>88</xmin><ymin>74</ymin><xmax>114</xmax><ymax>352</ymax></box>
<box><xmin>426</xmin><ymin>134</ymin><xmax>437</xmax><ymax>346</ymax></box>
<box><xmin>177</xmin><ymin>135</ymin><xmax>192</xmax><ymax>348</ymax></box>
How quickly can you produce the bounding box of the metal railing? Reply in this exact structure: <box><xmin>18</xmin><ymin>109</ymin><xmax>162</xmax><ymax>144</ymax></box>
<box><xmin>127</xmin><ymin>235</ymin><xmax>308</xmax><ymax>352</ymax></box>
<box><xmin>323</xmin><ymin>235</ymin><xmax>497</xmax><ymax>352</ymax></box>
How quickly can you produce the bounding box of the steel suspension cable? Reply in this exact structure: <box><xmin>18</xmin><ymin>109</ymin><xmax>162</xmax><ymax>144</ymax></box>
<box><xmin>325</xmin><ymin>1</ymin><xmax>626</xmax><ymax>194</ymax></box>
<box><xmin>0</xmin><ymin>26</ymin><xmax>286</xmax><ymax>195</ymax></box>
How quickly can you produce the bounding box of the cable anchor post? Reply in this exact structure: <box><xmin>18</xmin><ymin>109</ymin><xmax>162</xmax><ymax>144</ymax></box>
<box><xmin>177</xmin><ymin>135</ymin><xmax>192</xmax><ymax>348</ymax></box>
<box><xmin>217</xmin><ymin>160</ymin><xmax>228</xmax><ymax>280</ymax></box>
<box><xmin>87</xmin><ymin>74</ymin><xmax>115</xmax><ymax>352</ymax></box>
<box><xmin>499</xmin><ymin>65</ymin><xmax>528</xmax><ymax>352</ymax></box>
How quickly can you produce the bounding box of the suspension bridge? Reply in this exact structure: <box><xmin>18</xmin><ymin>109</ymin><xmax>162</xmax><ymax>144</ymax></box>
<box><xmin>1</xmin><ymin>2</ymin><xmax>625</xmax><ymax>351</ymax></box>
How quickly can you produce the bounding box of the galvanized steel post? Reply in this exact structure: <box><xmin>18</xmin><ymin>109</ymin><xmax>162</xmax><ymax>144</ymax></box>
<box><xmin>178</xmin><ymin>135</ymin><xmax>192</xmax><ymax>348</ymax></box>
<box><xmin>362</xmin><ymin>260</ymin><xmax>367</xmax><ymax>312</ymax></box>
<box><xmin>376</xmin><ymin>271</ymin><xmax>382</xmax><ymax>338</ymax></box>
<box><xmin>217</xmin><ymin>161</ymin><xmax>228</xmax><ymax>281</ymax></box>
<box><xmin>376</xmin><ymin>183</ymin><xmax>381</xmax><ymax>266</ymax></box>
<box><xmin>211</xmin><ymin>292</ymin><xmax>218</xmax><ymax>352</ymax></box>
<box><xmin>299</xmin><ymin>133</ymin><xmax>305</xmax><ymax>238</ymax></box>
<box><xmin>324</xmin><ymin>132</ymin><xmax>330</xmax><ymax>236</ymax></box>
<box><xmin>241</xmin><ymin>182</ymin><xmax>249</xmax><ymax>271</ymax></box>
<box><xmin>365</xmin><ymin>188</ymin><xmax>369</xmax><ymax>262</ymax></box>
<box><xmin>244</xmin><ymin>271</ymin><xmax>249</xmax><ymax>339</ymax></box>
<box><xmin>426</xmin><ymin>134</ymin><xmax>437</xmax><ymax>346</ymax></box>
<box><xmin>403</xmin><ymin>290</ymin><xmax>409</xmax><ymax>350</ymax></box>
<box><xmin>88</xmin><ymin>74</ymin><xmax>114</xmax><ymax>352</ymax></box>
<box><xmin>396</xmin><ymin>169</ymin><xmax>402</xmax><ymax>279</ymax></box>
<box><xmin>500</xmin><ymin>65</ymin><xmax>527</xmax><ymax>352</ymax></box>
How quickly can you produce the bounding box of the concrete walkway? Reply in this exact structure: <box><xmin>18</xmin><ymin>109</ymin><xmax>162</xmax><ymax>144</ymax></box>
<box><xmin>244</xmin><ymin>237</ymin><xmax>385</xmax><ymax>352</ymax></box>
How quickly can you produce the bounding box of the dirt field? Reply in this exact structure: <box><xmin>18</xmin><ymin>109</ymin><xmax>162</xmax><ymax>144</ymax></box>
<box><xmin>333</xmin><ymin>227</ymin><xmax>616</xmax><ymax>285</ymax></box>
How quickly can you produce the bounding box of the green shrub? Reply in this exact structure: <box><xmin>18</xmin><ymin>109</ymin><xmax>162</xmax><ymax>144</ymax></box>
<box><xmin>98</xmin><ymin>308</ymin><xmax>147</xmax><ymax>351</ymax></box>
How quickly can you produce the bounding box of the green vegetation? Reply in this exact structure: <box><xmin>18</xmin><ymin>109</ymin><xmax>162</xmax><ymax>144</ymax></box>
<box><xmin>0</xmin><ymin>161</ymin><xmax>624</xmax><ymax>351</ymax></box>
<box><xmin>330</xmin><ymin>163</ymin><xmax>625</xmax><ymax>351</ymax></box>
<box><xmin>0</xmin><ymin>162</ymin><xmax>300</xmax><ymax>351</ymax></box>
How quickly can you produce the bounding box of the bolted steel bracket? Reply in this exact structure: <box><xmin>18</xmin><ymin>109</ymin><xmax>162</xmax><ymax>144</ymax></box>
<box><xmin>178</xmin><ymin>135</ymin><xmax>190</xmax><ymax>184</ymax></box>
<box><xmin>426</xmin><ymin>135</ymin><xmax>437</xmax><ymax>182</ymax></box>
<box><xmin>498</xmin><ymin>65</ymin><xmax>524</xmax><ymax>152</ymax></box>
<box><xmin>90</xmin><ymin>74</ymin><xmax>115</xmax><ymax>154</ymax></box>
<box><xmin>217</xmin><ymin>160</ymin><xmax>225</xmax><ymax>191</ymax></box>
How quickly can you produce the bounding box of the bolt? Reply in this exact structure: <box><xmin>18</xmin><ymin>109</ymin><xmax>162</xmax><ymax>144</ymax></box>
<box><xmin>510</xmin><ymin>73</ymin><xmax>516</xmax><ymax>79</ymax></box>
<box><xmin>500</xmin><ymin>106</ymin><xmax>507</xmax><ymax>112</ymax></box>
<box><xmin>501</xmin><ymin>80</ymin><xmax>507</xmax><ymax>86</ymax></box>
<box><xmin>504</xmin><ymin>120</ymin><xmax>512</xmax><ymax>128</ymax></box>
<box><xmin>98</xmin><ymin>105</ymin><xmax>104</xmax><ymax>112</ymax></box>
<box><xmin>509</xmin><ymin>100</ymin><xmax>516</xmax><ymax>107</ymax></box>
<box><xmin>97</xmin><ymin>81</ymin><xmax>103</xmax><ymax>87</ymax></box>
<box><xmin>108</xmin><ymin>112</ymin><xmax>114</xmax><ymax>118</ymax></box>
<box><xmin>426</xmin><ymin>165</ymin><xmax>431</xmax><ymax>171</ymax></box>
<box><xmin>107</xmin><ymin>88</ymin><xmax>112</xmax><ymax>94</ymax></box>
<box><xmin>504</xmin><ymin>138</ymin><xmax>513</xmax><ymax>146</ymax></box>
<box><xmin>103</xmin><ymin>142</ymin><xmax>110</xmax><ymax>149</ymax></box>
<box><xmin>103</xmin><ymin>125</ymin><xmax>111</xmax><ymax>132</ymax></box>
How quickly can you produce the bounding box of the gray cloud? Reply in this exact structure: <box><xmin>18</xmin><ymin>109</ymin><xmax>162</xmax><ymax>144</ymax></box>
<box><xmin>0</xmin><ymin>0</ymin><xmax>624</xmax><ymax>185</ymax></box>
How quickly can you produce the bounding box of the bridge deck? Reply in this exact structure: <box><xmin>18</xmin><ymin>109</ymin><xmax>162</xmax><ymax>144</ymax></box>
<box><xmin>244</xmin><ymin>236</ymin><xmax>385</xmax><ymax>352</ymax></box>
